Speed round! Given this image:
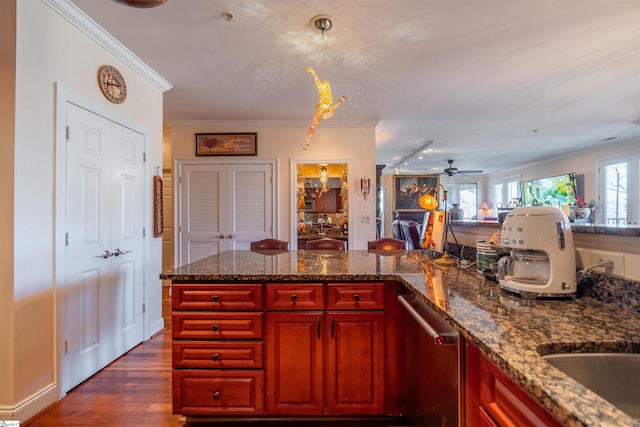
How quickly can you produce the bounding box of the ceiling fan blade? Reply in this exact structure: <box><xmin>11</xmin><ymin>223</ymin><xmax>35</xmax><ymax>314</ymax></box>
<box><xmin>458</xmin><ymin>170</ymin><xmax>483</xmax><ymax>174</ymax></box>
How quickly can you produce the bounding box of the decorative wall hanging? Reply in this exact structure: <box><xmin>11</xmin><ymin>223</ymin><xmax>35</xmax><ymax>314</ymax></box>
<box><xmin>153</xmin><ymin>170</ymin><xmax>164</xmax><ymax>238</ymax></box>
<box><xmin>303</xmin><ymin>16</ymin><xmax>346</xmax><ymax>151</ymax></box>
<box><xmin>393</xmin><ymin>175</ymin><xmax>439</xmax><ymax>211</ymax></box>
<box><xmin>195</xmin><ymin>133</ymin><xmax>257</xmax><ymax>156</ymax></box>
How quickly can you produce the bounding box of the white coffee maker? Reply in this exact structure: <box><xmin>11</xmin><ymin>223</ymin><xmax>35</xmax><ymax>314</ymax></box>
<box><xmin>497</xmin><ymin>206</ymin><xmax>576</xmax><ymax>299</ymax></box>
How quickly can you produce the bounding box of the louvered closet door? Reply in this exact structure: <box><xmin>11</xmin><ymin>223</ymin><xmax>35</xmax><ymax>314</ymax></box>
<box><xmin>226</xmin><ymin>163</ymin><xmax>273</xmax><ymax>250</ymax></box>
<box><xmin>178</xmin><ymin>162</ymin><xmax>273</xmax><ymax>265</ymax></box>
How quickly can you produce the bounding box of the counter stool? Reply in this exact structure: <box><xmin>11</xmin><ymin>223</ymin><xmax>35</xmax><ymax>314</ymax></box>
<box><xmin>306</xmin><ymin>238</ymin><xmax>347</xmax><ymax>251</ymax></box>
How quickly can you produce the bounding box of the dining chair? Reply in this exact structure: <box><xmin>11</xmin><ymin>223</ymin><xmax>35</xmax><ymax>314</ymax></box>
<box><xmin>250</xmin><ymin>238</ymin><xmax>290</xmax><ymax>251</ymax></box>
<box><xmin>400</xmin><ymin>220</ymin><xmax>421</xmax><ymax>250</ymax></box>
<box><xmin>367</xmin><ymin>237</ymin><xmax>407</xmax><ymax>250</ymax></box>
<box><xmin>305</xmin><ymin>238</ymin><xmax>347</xmax><ymax>251</ymax></box>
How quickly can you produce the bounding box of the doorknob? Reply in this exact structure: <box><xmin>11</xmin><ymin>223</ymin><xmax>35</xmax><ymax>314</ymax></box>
<box><xmin>95</xmin><ymin>250</ymin><xmax>113</xmax><ymax>259</ymax></box>
<box><xmin>112</xmin><ymin>248</ymin><xmax>132</xmax><ymax>257</ymax></box>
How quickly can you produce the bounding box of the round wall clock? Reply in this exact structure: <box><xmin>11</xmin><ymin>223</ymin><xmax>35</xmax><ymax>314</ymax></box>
<box><xmin>98</xmin><ymin>65</ymin><xmax>127</xmax><ymax>104</ymax></box>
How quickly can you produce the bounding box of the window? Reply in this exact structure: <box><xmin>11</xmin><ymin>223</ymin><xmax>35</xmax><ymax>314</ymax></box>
<box><xmin>445</xmin><ymin>182</ymin><xmax>477</xmax><ymax>220</ymax></box>
<box><xmin>598</xmin><ymin>153</ymin><xmax>639</xmax><ymax>225</ymax></box>
<box><xmin>491</xmin><ymin>175</ymin><xmax>521</xmax><ymax>208</ymax></box>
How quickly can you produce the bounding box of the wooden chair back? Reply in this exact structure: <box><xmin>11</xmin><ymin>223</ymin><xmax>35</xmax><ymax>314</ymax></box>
<box><xmin>305</xmin><ymin>238</ymin><xmax>347</xmax><ymax>251</ymax></box>
<box><xmin>367</xmin><ymin>238</ymin><xmax>406</xmax><ymax>250</ymax></box>
<box><xmin>250</xmin><ymin>239</ymin><xmax>290</xmax><ymax>251</ymax></box>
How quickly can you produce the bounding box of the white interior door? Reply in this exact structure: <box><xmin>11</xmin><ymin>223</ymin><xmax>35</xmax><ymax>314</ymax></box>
<box><xmin>62</xmin><ymin>103</ymin><xmax>145</xmax><ymax>392</ymax></box>
<box><xmin>177</xmin><ymin>161</ymin><xmax>274</xmax><ymax>266</ymax></box>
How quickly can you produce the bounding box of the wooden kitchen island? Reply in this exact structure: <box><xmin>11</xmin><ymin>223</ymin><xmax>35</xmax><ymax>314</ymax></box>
<box><xmin>161</xmin><ymin>250</ymin><xmax>640</xmax><ymax>426</ymax></box>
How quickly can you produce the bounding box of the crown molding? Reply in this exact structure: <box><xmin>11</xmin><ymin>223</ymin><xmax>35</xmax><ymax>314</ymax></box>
<box><xmin>43</xmin><ymin>0</ymin><xmax>173</xmax><ymax>92</ymax></box>
<box><xmin>164</xmin><ymin>119</ymin><xmax>380</xmax><ymax>130</ymax></box>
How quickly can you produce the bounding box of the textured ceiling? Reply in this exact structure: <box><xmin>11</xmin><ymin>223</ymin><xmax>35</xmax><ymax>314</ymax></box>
<box><xmin>71</xmin><ymin>0</ymin><xmax>640</xmax><ymax>175</ymax></box>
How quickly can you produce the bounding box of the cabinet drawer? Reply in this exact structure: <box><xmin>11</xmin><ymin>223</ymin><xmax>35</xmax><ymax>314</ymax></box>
<box><xmin>172</xmin><ymin>284</ymin><xmax>263</xmax><ymax>311</ymax></box>
<box><xmin>173</xmin><ymin>370</ymin><xmax>264</xmax><ymax>415</ymax></box>
<box><xmin>266</xmin><ymin>283</ymin><xmax>324</xmax><ymax>310</ymax></box>
<box><xmin>173</xmin><ymin>341</ymin><xmax>263</xmax><ymax>369</ymax></box>
<box><xmin>173</xmin><ymin>312</ymin><xmax>263</xmax><ymax>340</ymax></box>
<box><xmin>327</xmin><ymin>283</ymin><xmax>385</xmax><ymax>310</ymax></box>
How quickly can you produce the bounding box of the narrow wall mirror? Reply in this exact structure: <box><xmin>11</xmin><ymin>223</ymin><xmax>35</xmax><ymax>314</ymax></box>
<box><xmin>293</xmin><ymin>161</ymin><xmax>350</xmax><ymax>250</ymax></box>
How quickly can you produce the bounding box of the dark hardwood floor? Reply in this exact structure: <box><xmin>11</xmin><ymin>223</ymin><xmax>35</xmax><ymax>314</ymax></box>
<box><xmin>24</xmin><ymin>287</ymin><xmax>180</xmax><ymax>427</ymax></box>
<box><xmin>25</xmin><ymin>287</ymin><xmax>405</xmax><ymax>427</ymax></box>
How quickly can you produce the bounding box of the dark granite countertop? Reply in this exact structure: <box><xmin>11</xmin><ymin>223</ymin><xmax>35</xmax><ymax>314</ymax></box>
<box><xmin>450</xmin><ymin>219</ymin><xmax>640</xmax><ymax>237</ymax></box>
<box><xmin>161</xmin><ymin>250</ymin><xmax>640</xmax><ymax>426</ymax></box>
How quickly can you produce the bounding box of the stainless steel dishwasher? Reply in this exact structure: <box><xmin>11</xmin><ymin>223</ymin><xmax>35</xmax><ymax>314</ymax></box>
<box><xmin>398</xmin><ymin>294</ymin><xmax>463</xmax><ymax>427</ymax></box>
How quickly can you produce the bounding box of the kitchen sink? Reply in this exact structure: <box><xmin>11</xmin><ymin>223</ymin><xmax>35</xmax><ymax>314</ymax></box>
<box><xmin>542</xmin><ymin>352</ymin><xmax>640</xmax><ymax>419</ymax></box>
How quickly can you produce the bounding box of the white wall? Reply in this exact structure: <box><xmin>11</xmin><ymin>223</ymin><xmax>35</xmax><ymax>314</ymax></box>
<box><xmin>485</xmin><ymin>136</ymin><xmax>640</xmax><ymax>210</ymax></box>
<box><xmin>1</xmin><ymin>1</ymin><xmax>166</xmax><ymax>421</ymax></box>
<box><xmin>168</xmin><ymin>121</ymin><xmax>378</xmax><ymax>249</ymax></box>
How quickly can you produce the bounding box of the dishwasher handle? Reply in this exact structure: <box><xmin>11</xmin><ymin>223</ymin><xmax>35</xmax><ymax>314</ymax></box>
<box><xmin>398</xmin><ymin>295</ymin><xmax>458</xmax><ymax>345</ymax></box>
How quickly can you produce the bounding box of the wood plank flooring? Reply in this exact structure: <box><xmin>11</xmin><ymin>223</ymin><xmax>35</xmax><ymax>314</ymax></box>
<box><xmin>24</xmin><ymin>287</ymin><xmax>405</xmax><ymax>427</ymax></box>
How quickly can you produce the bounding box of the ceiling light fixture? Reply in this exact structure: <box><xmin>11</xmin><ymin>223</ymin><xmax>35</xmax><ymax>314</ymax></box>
<box><xmin>303</xmin><ymin>16</ymin><xmax>347</xmax><ymax>151</ymax></box>
<box><xmin>390</xmin><ymin>140</ymin><xmax>435</xmax><ymax>171</ymax></box>
<box><xmin>319</xmin><ymin>165</ymin><xmax>329</xmax><ymax>188</ymax></box>
<box><xmin>112</xmin><ymin>0</ymin><xmax>167</xmax><ymax>7</ymax></box>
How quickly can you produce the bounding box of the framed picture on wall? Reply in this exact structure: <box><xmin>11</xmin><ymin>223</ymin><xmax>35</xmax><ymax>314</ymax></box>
<box><xmin>195</xmin><ymin>133</ymin><xmax>257</xmax><ymax>156</ymax></box>
<box><xmin>393</xmin><ymin>175</ymin><xmax>439</xmax><ymax>211</ymax></box>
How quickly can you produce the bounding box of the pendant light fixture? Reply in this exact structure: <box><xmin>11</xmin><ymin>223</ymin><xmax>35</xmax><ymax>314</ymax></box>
<box><xmin>303</xmin><ymin>16</ymin><xmax>347</xmax><ymax>151</ymax></box>
<box><xmin>318</xmin><ymin>165</ymin><xmax>329</xmax><ymax>189</ymax></box>
<box><xmin>113</xmin><ymin>0</ymin><xmax>167</xmax><ymax>7</ymax></box>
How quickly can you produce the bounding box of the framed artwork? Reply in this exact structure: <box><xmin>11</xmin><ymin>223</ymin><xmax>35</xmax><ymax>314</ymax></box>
<box><xmin>393</xmin><ymin>175</ymin><xmax>439</xmax><ymax>211</ymax></box>
<box><xmin>195</xmin><ymin>133</ymin><xmax>257</xmax><ymax>156</ymax></box>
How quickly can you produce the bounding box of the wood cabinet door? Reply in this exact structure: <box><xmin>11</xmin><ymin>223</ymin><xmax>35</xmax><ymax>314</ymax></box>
<box><xmin>265</xmin><ymin>312</ymin><xmax>324</xmax><ymax>415</ymax></box>
<box><xmin>326</xmin><ymin>312</ymin><xmax>385</xmax><ymax>414</ymax></box>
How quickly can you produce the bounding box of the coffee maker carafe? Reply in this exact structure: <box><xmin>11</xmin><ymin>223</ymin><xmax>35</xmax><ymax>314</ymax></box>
<box><xmin>497</xmin><ymin>206</ymin><xmax>576</xmax><ymax>299</ymax></box>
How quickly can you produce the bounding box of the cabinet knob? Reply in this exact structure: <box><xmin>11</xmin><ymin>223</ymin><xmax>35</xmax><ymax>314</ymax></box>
<box><xmin>217</xmin><ymin>234</ymin><xmax>225</xmax><ymax>239</ymax></box>
<box><xmin>212</xmin><ymin>324</ymin><xmax>219</xmax><ymax>332</ymax></box>
<box><xmin>212</xmin><ymin>353</ymin><xmax>220</xmax><ymax>361</ymax></box>
<box><xmin>213</xmin><ymin>391</ymin><xmax>221</xmax><ymax>400</ymax></box>
<box><xmin>353</xmin><ymin>294</ymin><xmax>360</xmax><ymax>302</ymax></box>
<box><xmin>212</xmin><ymin>295</ymin><xmax>219</xmax><ymax>302</ymax></box>
<box><xmin>290</xmin><ymin>293</ymin><xmax>298</xmax><ymax>302</ymax></box>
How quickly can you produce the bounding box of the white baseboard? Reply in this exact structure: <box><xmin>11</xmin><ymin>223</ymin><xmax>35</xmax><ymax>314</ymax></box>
<box><xmin>0</xmin><ymin>382</ymin><xmax>58</xmax><ymax>424</ymax></box>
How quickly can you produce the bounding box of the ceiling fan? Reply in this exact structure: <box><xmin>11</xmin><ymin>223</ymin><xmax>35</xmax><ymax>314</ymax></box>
<box><xmin>441</xmin><ymin>159</ymin><xmax>483</xmax><ymax>176</ymax></box>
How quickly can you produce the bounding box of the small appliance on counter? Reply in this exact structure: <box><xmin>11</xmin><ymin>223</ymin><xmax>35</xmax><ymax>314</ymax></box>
<box><xmin>497</xmin><ymin>206</ymin><xmax>576</xmax><ymax>299</ymax></box>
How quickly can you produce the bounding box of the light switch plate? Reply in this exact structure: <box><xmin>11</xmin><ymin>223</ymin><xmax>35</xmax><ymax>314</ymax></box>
<box><xmin>361</xmin><ymin>215</ymin><xmax>371</xmax><ymax>223</ymax></box>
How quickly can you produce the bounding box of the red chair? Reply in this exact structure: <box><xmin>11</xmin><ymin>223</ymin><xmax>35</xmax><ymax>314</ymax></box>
<box><xmin>306</xmin><ymin>238</ymin><xmax>347</xmax><ymax>251</ymax></box>
<box><xmin>250</xmin><ymin>239</ymin><xmax>290</xmax><ymax>251</ymax></box>
<box><xmin>367</xmin><ymin>238</ymin><xmax>406</xmax><ymax>250</ymax></box>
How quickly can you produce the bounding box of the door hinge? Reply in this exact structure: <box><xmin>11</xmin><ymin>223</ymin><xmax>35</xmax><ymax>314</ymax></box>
<box><xmin>142</xmin><ymin>227</ymin><xmax>146</xmax><ymax>238</ymax></box>
<box><xmin>142</xmin><ymin>303</ymin><xmax>146</xmax><ymax>314</ymax></box>
<box><xmin>66</xmin><ymin>125</ymin><xmax>70</xmax><ymax>141</ymax></box>
<box><xmin>65</xmin><ymin>339</ymin><xmax>70</xmax><ymax>354</ymax></box>
<box><xmin>143</xmin><ymin>152</ymin><xmax>147</xmax><ymax>163</ymax></box>
<box><xmin>65</xmin><ymin>232</ymin><xmax>70</xmax><ymax>247</ymax></box>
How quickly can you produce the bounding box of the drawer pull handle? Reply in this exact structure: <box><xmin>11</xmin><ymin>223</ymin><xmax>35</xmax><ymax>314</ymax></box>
<box><xmin>353</xmin><ymin>294</ymin><xmax>360</xmax><ymax>302</ymax></box>
<box><xmin>213</xmin><ymin>391</ymin><xmax>221</xmax><ymax>400</ymax></box>
<box><xmin>212</xmin><ymin>353</ymin><xmax>220</xmax><ymax>361</ymax></box>
<box><xmin>291</xmin><ymin>293</ymin><xmax>298</xmax><ymax>302</ymax></box>
<box><xmin>331</xmin><ymin>315</ymin><xmax>335</xmax><ymax>338</ymax></box>
<box><xmin>212</xmin><ymin>324</ymin><xmax>220</xmax><ymax>332</ymax></box>
<box><xmin>212</xmin><ymin>295</ymin><xmax>219</xmax><ymax>302</ymax></box>
<box><xmin>317</xmin><ymin>316</ymin><xmax>321</xmax><ymax>339</ymax></box>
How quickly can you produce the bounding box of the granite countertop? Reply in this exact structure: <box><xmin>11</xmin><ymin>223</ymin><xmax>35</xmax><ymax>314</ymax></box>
<box><xmin>161</xmin><ymin>250</ymin><xmax>640</xmax><ymax>426</ymax></box>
